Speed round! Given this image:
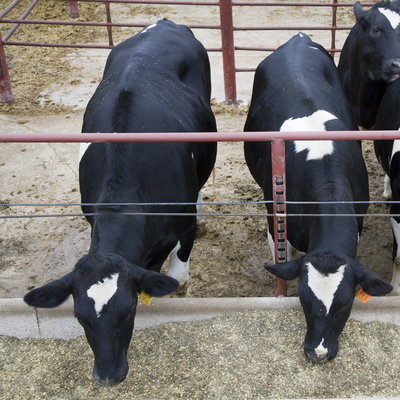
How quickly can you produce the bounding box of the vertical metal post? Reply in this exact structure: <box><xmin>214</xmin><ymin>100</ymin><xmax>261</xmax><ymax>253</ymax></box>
<box><xmin>271</xmin><ymin>139</ymin><xmax>287</xmax><ymax>297</ymax></box>
<box><xmin>0</xmin><ymin>33</ymin><xmax>15</xmax><ymax>105</ymax></box>
<box><xmin>68</xmin><ymin>1</ymin><xmax>80</xmax><ymax>18</ymax></box>
<box><xmin>105</xmin><ymin>2</ymin><xmax>114</xmax><ymax>47</ymax></box>
<box><xmin>330</xmin><ymin>0</ymin><xmax>338</xmax><ymax>59</ymax></box>
<box><xmin>219</xmin><ymin>0</ymin><xmax>237</xmax><ymax>104</ymax></box>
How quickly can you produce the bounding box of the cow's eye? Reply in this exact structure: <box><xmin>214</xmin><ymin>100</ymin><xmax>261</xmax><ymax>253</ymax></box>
<box><xmin>371</xmin><ymin>26</ymin><xmax>380</xmax><ymax>35</ymax></box>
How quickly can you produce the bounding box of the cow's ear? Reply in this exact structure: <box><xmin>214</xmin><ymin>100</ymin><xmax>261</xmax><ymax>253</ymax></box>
<box><xmin>264</xmin><ymin>259</ymin><xmax>303</xmax><ymax>281</ymax></box>
<box><xmin>351</xmin><ymin>260</ymin><xmax>393</xmax><ymax>296</ymax></box>
<box><xmin>129</xmin><ymin>266</ymin><xmax>179</xmax><ymax>297</ymax></box>
<box><xmin>353</xmin><ymin>2</ymin><xmax>364</xmax><ymax>22</ymax></box>
<box><xmin>24</xmin><ymin>272</ymin><xmax>74</xmax><ymax>308</ymax></box>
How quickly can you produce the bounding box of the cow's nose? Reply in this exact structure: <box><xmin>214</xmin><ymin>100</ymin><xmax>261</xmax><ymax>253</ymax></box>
<box><xmin>93</xmin><ymin>373</ymin><xmax>127</xmax><ymax>386</ymax></box>
<box><xmin>92</xmin><ymin>362</ymin><xmax>128</xmax><ymax>386</ymax></box>
<box><xmin>392</xmin><ymin>60</ymin><xmax>400</xmax><ymax>71</ymax></box>
<box><xmin>304</xmin><ymin>347</ymin><xmax>328</xmax><ymax>362</ymax></box>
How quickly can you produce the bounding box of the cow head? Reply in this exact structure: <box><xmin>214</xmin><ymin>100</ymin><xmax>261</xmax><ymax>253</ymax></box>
<box><xmin>354</xmin><ymin>1</ymin><xmax>400</xmax><ymax>82</ymax></box>
<box><xmin>265</xmin><ymin>250</ymin><xmax>392</xmax><ymax>361</ymax></box>
<box><xmin>24</xmin><ymin>254</ymin><xmax>179</xmax><ymax>386</ymax></box>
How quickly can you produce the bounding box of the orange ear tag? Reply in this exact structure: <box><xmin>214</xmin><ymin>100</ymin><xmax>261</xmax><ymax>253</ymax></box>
<box><xmin>139</xmin><ymin>291</ymin><xmax>153</xmax><ymax>306</ymax></box>
<box><xmin>357</xmin><ymin>288</ymin><xmax>371</xmax><ymax>304</ymax></box>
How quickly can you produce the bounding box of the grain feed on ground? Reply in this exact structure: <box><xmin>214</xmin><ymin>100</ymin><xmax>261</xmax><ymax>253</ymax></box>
<box><xmin>0</xmin><ymin>310</ymin><xmax>400</xmax><ymax>399</ymax></box>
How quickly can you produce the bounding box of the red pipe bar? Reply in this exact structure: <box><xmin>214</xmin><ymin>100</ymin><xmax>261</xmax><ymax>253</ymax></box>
<box><xmin>44</xmin><ymin>0</ymin><xmax>375</xmax><ymax>6</ymax></box>
<box><xmin>105</xmin><ymin>2</ymin><xmax>114</xmax><ymax>47</ymax></box>
<box><xmin>2</xmin><ymin>0</ymin><xmax>39</xmax><ymax>42</ymax></box>
<box><xmin>0</xmin><ymin>0</ymin><xmax>24</xmax><ymax>19</ymax></box>
<box><xmin>0</xmin><ymin>19</ymin><xmax>222</xmax><ymax>28</ymax></box>
<box><xmin>2</xmin><ymin>130</ymin><xmax>400</xmax><ymax>142</ymax></box>
<box><xmin>68</xmin><ymin>1</ymin><xmax>80</xmax><ymax>18</ymax></box>
<box><xmin>271</xmin><ymin>139</ymin><xmax>288</xmax><ymax>297</ymax></box>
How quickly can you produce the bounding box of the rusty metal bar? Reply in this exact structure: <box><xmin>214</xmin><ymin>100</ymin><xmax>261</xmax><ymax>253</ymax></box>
<box><xmin>2</xmin><ymin>130</ymin><xmax>400</xmax><ymax>143</ymax></box>
<box><xmin>331</xmin><ymin>0</ymin><xmax>338</xmax><ymax>58</ymax></box>
<box><xmin>0</xmin><ymin>32</ymin><xmax>14</xmax><ymax>104</ymax></box>
<box><xmin>233</xmin><ymin>25</ymin><xmax>352</xmax><ymax>31</ymax></box>
<box><xmin>0</xmin><ymin>18</ymin><xmax>222</xmax><ymax>28</ymax></box>
<box><xmin>68</xmin><ymin>1</ymin><xmax>80</xmax><ymax>18</ymax></box>
<box><xmin>219</xmin><ymin>0</ymin><xmax>236</xmax><ymax>103</ymax></box>
<box><xmin>271</xmin><ymin>139</ymin><xmax>287</xmax><ymax>297</ymax></box>
<box><xmin>44</xmin><ymin>0</ymin><xmax>375</xmax><ymax>6</ymax></box>
<box><xmin>0</xmin><ymin>0</ymin><xmax>24</xmax><ymax>19</ymax></box>
<box><xmin>2</xmin><ymin>0</ymin><xmax>40</xmax><ymax>42</ymax></box>
<box><xmin>105</xmin><ymin>2</ymin><xmax>114</xmax><ymax>47</ymax></box>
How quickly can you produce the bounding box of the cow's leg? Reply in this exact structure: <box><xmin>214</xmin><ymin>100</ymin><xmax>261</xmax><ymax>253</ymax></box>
<box><xmin>196</xmin><ymin>191</ymin><xmax>208</xmax><ymax>238</ymax></box>
<box><xmin>166</xmin><ymin>241</ymin><xmax>190</xmax><ymax>286</ymax></box>
<box><xmin>383</xmin><ymin>174</ymin><xmax>392</xmax><ymax>200</ymax></box>
<box><xmin>389</xmin><ymin>157</ymin><xmax>400</xmax><ymax>295</ymax></box>
<box><xmin>390</xmin><ymin>216</ymin><xmax>400</xmax><ymax>295</ymax></box>
<box><xmin>166</xmin><ymin>218</ymin><xmax>196</xmax><ymax>297</ymax></box>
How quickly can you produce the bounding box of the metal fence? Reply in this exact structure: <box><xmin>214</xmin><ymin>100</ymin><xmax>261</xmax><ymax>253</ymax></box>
<box><xmin>0</xmin><ymin>0</ymin><xmax>375</xmax><ymax>104</ymax></box>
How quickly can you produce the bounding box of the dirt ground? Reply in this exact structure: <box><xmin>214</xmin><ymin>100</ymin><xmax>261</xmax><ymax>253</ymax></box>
<box><xmin>0</xmin><ymin>0</ymin><xmax>394</xmax><ymax>299</ymax></box>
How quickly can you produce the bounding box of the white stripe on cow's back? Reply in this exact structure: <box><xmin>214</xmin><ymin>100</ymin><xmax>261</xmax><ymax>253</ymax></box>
<box><xmin>140</xmin><ymin>23</ymin><xmax>157</xmax><ymax>34</ymax></box>
<box><xmin>79</xmin><ymin>142</ymin><xmax>91</xmax><ymax>163</ymax></box>
<box><xmin>87</xmin><ymin>273</ymin><xmax>119</xmax><ymax>317</ymax></box>
<box><xmin>306</xmin><ymin>262</ymin><xmax>346</xmax><ymax>314</ymax></box>
<box><xmin>280</xmin><ymin>110</ymin><xmax>337</xmax><ymax>160</ymax></box>
<box><xmin>379</xmin><ymin>8</ymin><xmax>400</xmax><ymax>30</ymax></box>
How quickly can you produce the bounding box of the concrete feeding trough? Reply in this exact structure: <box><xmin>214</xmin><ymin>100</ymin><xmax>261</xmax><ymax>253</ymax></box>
<box><xmin>2</xmin><ymin>296</ymin><xmax>400</xmax><ymax>340</ymax></box>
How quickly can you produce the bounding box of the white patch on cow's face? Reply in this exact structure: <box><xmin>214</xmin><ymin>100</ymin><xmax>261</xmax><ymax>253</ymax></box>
<box><xmin>87</xmin><ymin>273</ymin><xmax>119</xmax><ymax>317</ymax></box>
<box><xmin>166</xmin><ymin>242</ymin><xmax>190</xmax><ymax>285</ymax></box>
<box><xmin>306</xmin><ymin>262</ymin><xmax>346</xmax><ymax>314</ymax></box>
<box><xmin>315</xmin><ymin>339</ymin><xmax>328</xmax><ymax>357</ymax></box>
<box><xmin>280</xmin><ymin>110</ymin><xmax>336</xmax><ymax>160</ymax></box>
<box><xmin>141</xmin><ymin>23</ymin><xmax>157</xmax><ymax>34</ymax></box>
<box><xmin>79</xmin><ymin>142</ymin><xmax>91</xmax><ymax>163</ymax></box>
<box><xmin>379</xmin><ymin>8</ymin><xmax>400</xmax><ymax>30</ymax></box>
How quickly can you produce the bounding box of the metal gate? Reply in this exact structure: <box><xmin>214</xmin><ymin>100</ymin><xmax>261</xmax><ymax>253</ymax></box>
<box><xmin>0</xmin><ymin>0</ymin><xmax>374</xmax><ymax>104</ymax></box>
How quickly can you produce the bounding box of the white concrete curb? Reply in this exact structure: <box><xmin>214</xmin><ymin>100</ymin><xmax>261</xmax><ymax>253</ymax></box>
<box><xmin>1</xmin><ymin>296</ymin><xmax>400</xmax><ymax>340</ymax></box>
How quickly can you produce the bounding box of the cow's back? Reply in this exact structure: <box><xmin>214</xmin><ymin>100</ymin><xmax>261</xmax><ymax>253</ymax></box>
<box><xmin>244</xmin><ymin>33</ymin><xmax>359</xmax><ymax>192</ymax></box>
<box><xmin>82</xmin><ymin>19</ymin><xmax>215</xmax><ymax>135</ymax></box>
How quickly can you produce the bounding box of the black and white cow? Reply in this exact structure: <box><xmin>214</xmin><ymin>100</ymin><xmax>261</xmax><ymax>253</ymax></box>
<box><xmin>24</xmin><ymin>19</ymin><xmax>217</xmax><ymax>386</ymax></box>
<box><xmin>337</xmin><ymin>0</ymin><xmax>400</xmax><ymax>129</ymax></box>
<box><xmin>374</xmin><ymin>78</ymin><xmax>400</xmax><ymax>295</ymax></box>
<box><xmin>244</xmin><ymin>33</ymin><xmax>392</xmax><ymax>362</ymax></box>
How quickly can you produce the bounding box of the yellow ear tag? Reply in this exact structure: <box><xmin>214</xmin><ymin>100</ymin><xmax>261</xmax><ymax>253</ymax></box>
<box><xmin>139</xmin><ymin>291</ymin><xmax>153</xmax><ymax>306</ymax></box>
<box><xmin>357</xmin><ymin>288</ymin><xmax>371</xmax><ymax>304</ymax></box>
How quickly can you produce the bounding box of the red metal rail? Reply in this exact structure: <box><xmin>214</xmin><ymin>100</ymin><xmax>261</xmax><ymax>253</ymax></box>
<box><xmin>0</xmin><ymin>0</ymin><xmax>376</xmax><ymax>104</ymax></box>
<box><xmin>2</xmin><ymin>130</ymin><xmax>400</xmax><ymax>142</ymax></box>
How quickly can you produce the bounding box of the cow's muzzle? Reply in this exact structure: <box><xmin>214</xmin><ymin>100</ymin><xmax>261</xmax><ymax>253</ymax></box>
<box><xmin>93</xmin><ymin>361</ymin><xmax>129</xmax><ymax>386</ymax></box>
<box><xmin>383</xmin><ymin>59</ymin><xmax>400</xmax><ymax>82</ymax></box>
<box><xmin>304</xmin><ymin>347</ymin><xmax>329</xmax><ymax>362</ymax></box>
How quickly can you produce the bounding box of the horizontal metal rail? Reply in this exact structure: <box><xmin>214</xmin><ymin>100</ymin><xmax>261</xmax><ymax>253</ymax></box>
<box><xmin>1</xmin><ymin>130</ymin><xmax>400</xmax><ymax>142</ymax></box>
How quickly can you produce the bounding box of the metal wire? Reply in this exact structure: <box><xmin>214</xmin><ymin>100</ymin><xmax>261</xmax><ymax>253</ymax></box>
<box><xmin>1</xmin><ymin>200</ymin><xmax>397</xmax><ymax>207</ymax></box>
<box><xmin>0</xmin><ymin>199</ymin><xmax>397</xmax><ymax>219</ymax></box>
